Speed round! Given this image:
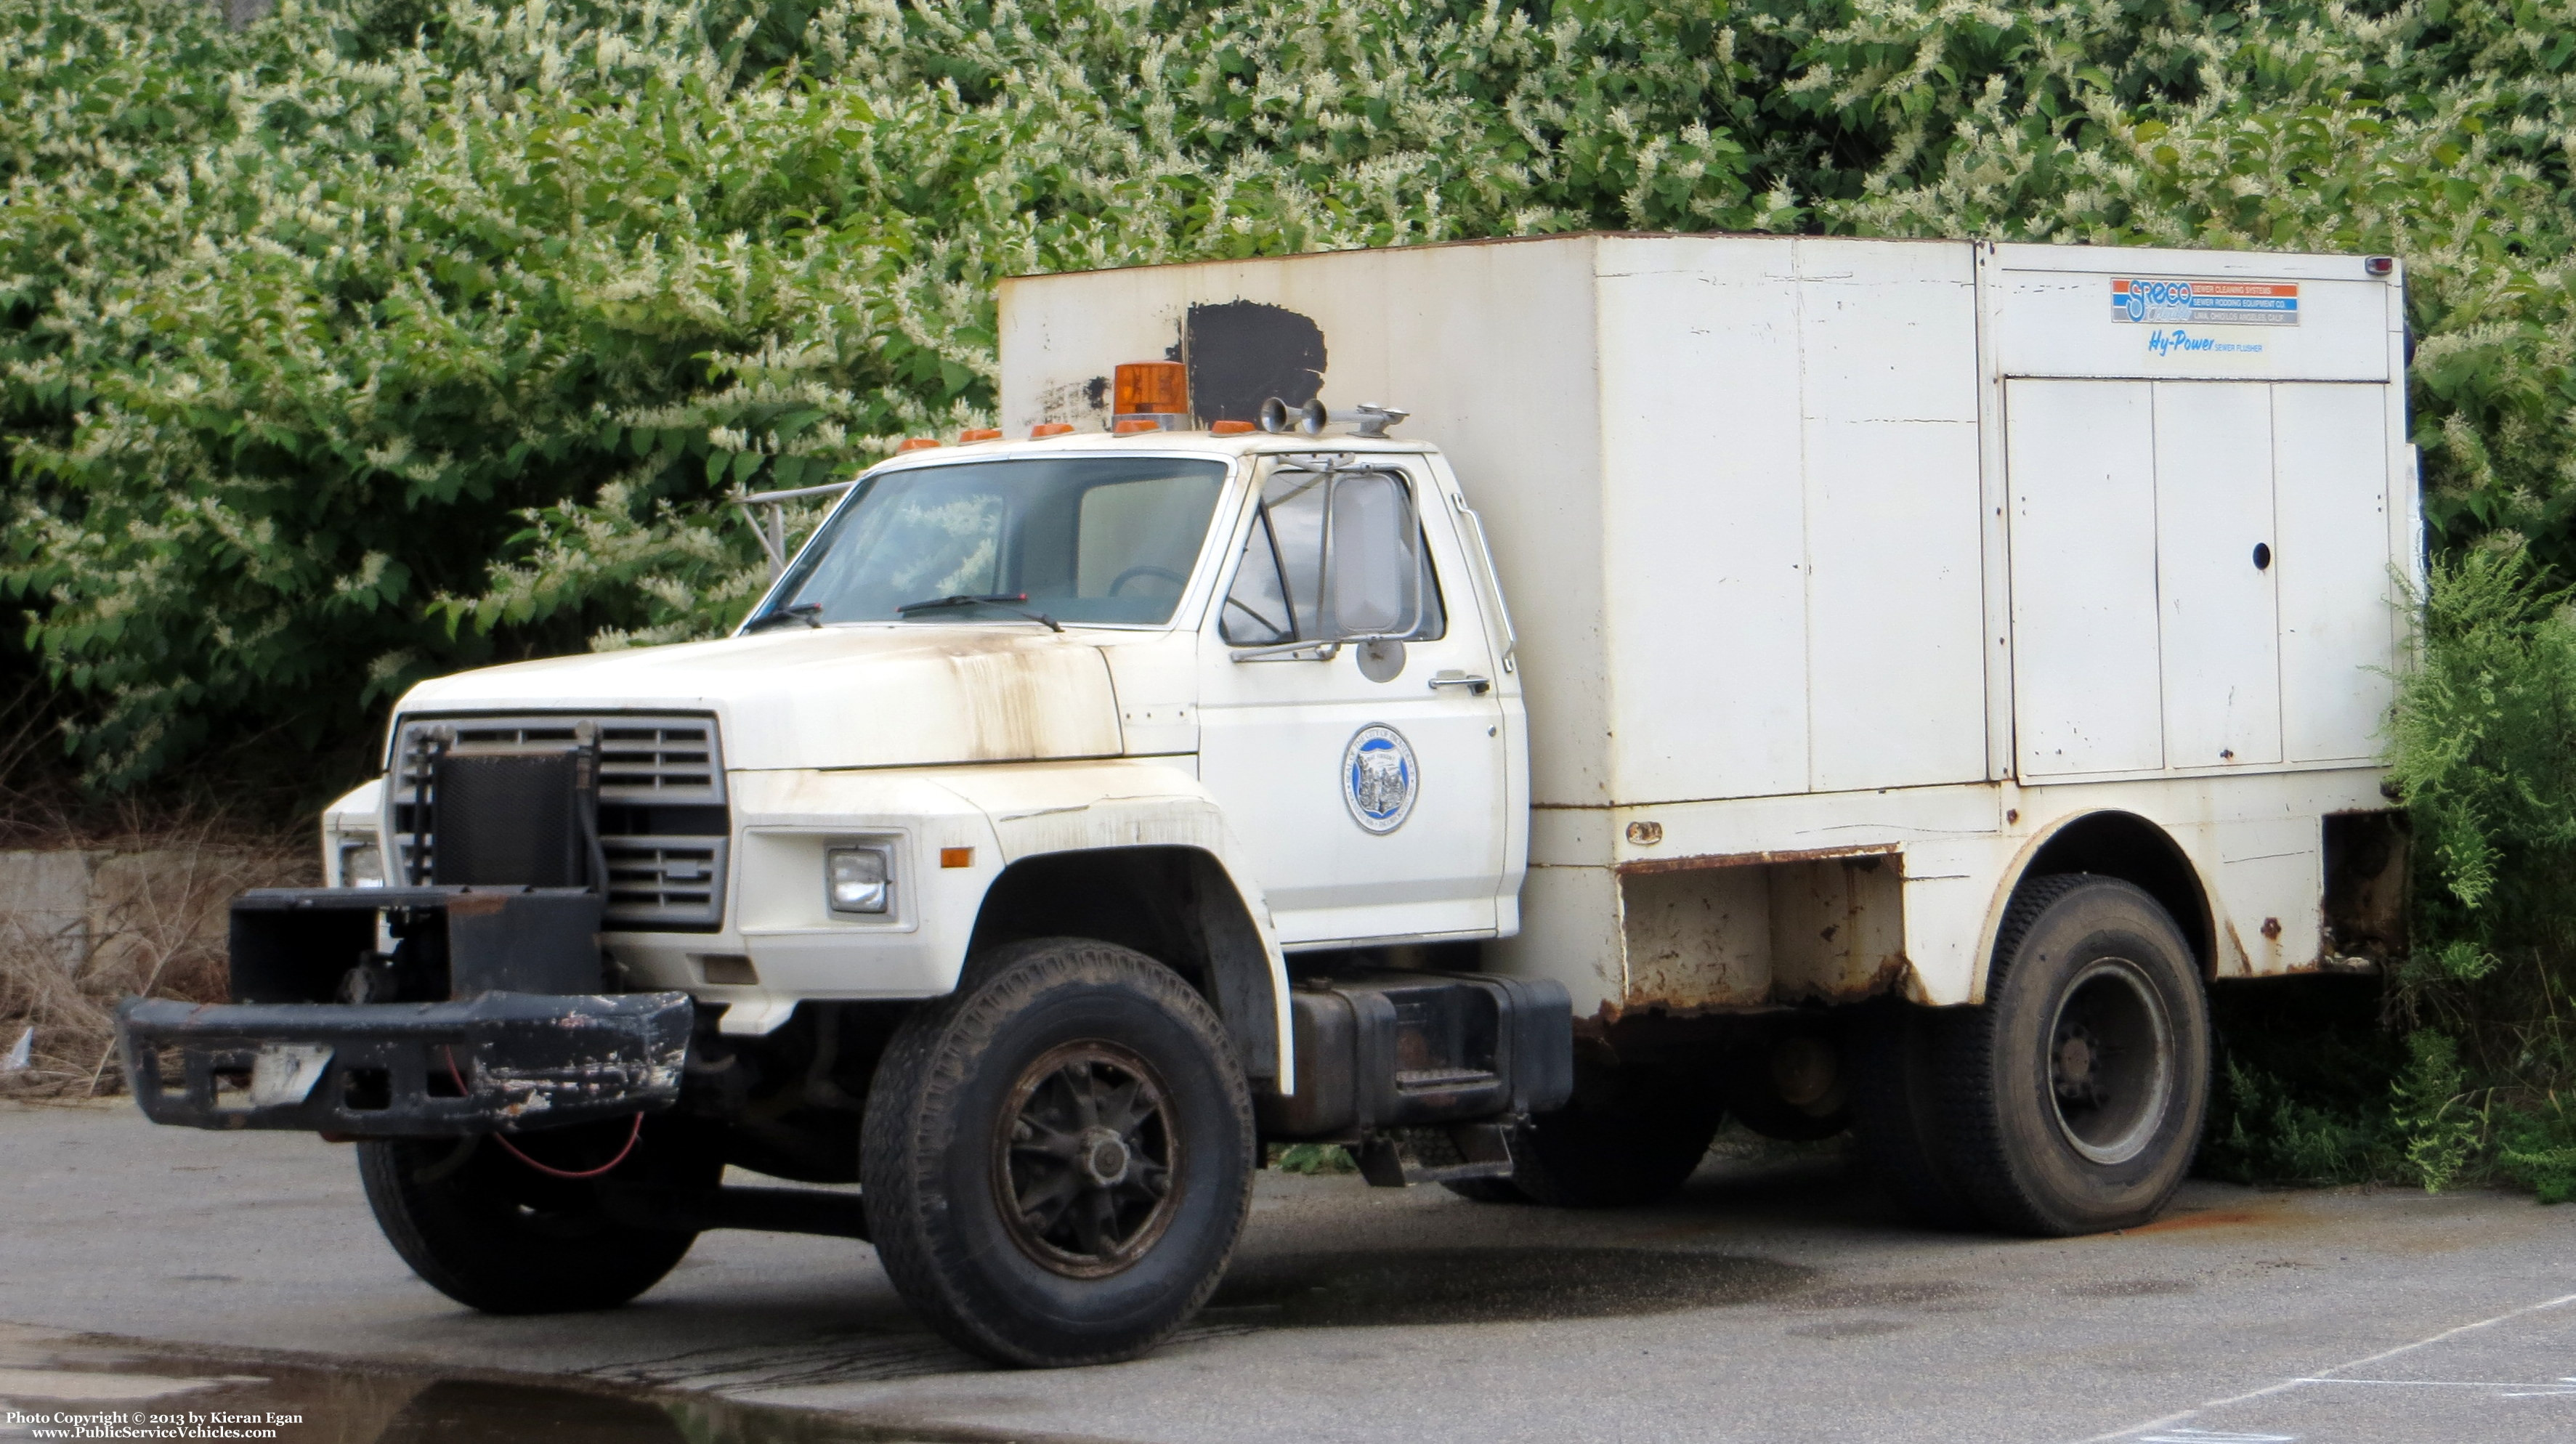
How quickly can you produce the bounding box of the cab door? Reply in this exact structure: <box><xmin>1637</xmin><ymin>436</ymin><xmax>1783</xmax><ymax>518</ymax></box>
<box><xmin>1196</xmin><ymin>456</ymin><xmax>1511</xmax><ymax>946</ymax></box>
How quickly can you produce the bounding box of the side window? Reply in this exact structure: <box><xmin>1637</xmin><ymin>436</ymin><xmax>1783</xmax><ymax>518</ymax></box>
<box><xmin>1220</xmin><ymin>506</ymin><xmax>1297</xmax><ymax>645</ymax></box>
<box><xmin>1220</xmin><ymin>467</ymin><xmax>1446</xmax><ymax>646</ymax></box>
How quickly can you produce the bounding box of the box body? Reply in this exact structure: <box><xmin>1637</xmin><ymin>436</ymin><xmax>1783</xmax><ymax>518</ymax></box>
<box><xmin>999</xmin><ymin>236</ymin><xmax>2416</xmax><ymax>1015</ymax></box>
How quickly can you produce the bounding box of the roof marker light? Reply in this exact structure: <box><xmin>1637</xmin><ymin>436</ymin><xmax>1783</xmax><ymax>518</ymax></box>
<box><xmin>960</xmin><ymin>428</ymin><xmax>1002</xmax><ymax>442</ymax></box>
<box><xmin>896</xmin><ymin>437</ymin><xmax>941</xmax><ymax>452</ymax></box>
<box><xmin>1112</xmin><ymin>360</ymin><xmax>1192</xmax><ymax>432</ymax></box>
<box><xmin>2365</xmin><ymin>255</ymin><xmax>2397</xmax><ymax>276</ymax></box>
<box><xmin>1212</xmin><ymin>419</ymin><xmax>1256</xmax><ymax>434</ymax></box>
<box><xmin>1114</xmin><ymin>360</ymin><xmax>1189</xmax><ymax>416</ymax></box>
<box><xmin>1030</xmin><ymin>423</ymin><xmax>1077</xmax><ymax>438</ymax></box>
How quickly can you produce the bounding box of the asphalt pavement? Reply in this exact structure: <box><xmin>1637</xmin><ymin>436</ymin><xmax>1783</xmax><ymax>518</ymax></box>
<box><xmin>3</xmin><ymin>1098</ymin><xmax>2572</xmax><ymax>1443</ymax></box>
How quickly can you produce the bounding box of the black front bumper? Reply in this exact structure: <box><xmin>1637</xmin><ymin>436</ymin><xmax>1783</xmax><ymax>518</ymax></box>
<box><xmin>118</xmin><ymin>991</ymin><xmax>692</xmax><ymax>1136</ymax></box>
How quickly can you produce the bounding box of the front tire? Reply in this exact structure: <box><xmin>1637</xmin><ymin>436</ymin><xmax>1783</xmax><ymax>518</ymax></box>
<box><xmin>1941</xmin><ymin>875</ymin><xmax>2211</xmax><ymax>1235</ymax></box>
<box><xmin>357</xmin><ymin>1115</ymin><xmax>714</xmax><ymax>1314</ymax></box>
<box><xmin>860</xmin><ymin>938</ymin><xmax>1255</xmax><ymax>1368</ymax></box>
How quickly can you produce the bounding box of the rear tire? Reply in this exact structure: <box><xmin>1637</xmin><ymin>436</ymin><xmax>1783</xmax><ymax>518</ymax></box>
<box><xmin>861</xmin><ymin>938</ymin><xmax>1255</xmax><ymax>1368</ymax></box>
<box><xmin>1495</xmin><ymin>1058</ymin><xmax>1725</xmax><ymax>1209</ymax></box>
<box><xmin>1721</xmin><ymin>1024</ymin><xmax>1851</xmax><ymax>1143</ymax></box>
<box><xmin>357</xmin><ymin>1115</ymin><xmax>714</xmax><ymax>1314</ymax></box>
<box><xmin>1940</xmin><ymin>875</ymin><xmax>2211</xmax><ymax>1236</ymax></box>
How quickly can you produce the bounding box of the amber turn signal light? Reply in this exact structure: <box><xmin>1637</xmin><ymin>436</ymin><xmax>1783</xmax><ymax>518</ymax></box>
<box><xmin>939</xmin><ymin>846</ymin><xmax>975</xmax><ymax>869</ymax></box>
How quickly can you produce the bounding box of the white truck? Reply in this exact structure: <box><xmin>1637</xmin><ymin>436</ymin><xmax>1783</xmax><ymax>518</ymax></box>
<box><xmin>119</xmin><ymin>235</ymin><xmax>2418</xmax><ymax>1369</ymax></box>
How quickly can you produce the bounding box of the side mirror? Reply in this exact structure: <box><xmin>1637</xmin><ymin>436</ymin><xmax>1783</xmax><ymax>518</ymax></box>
<box><xmin>1323</xmin><ymin>471</ymin><xmax>1421</xmax><ymax>641</ymax></box>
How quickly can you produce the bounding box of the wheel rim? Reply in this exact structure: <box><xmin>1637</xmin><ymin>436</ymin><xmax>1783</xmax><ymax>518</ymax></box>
<box><xmin>991</xmin><ymin>1041</ymin><xmax>1181</xmax><ymax>1278</ymax></box>
<box><xmin>2045</xmin><ymin>957</ymin><xmax>2174</xmax><ymax>1166</ymax></box>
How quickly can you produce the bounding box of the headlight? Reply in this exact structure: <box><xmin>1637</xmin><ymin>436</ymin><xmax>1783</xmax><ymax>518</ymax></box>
<box><xmin>339</xmin><ymin>839</ymin><xmax>386</xmax><ymax>888</ymax></box>
<box><xmin>825</xmin><ymin>845</ymin><xmax>892</xmax><ymax>915</ymax></box>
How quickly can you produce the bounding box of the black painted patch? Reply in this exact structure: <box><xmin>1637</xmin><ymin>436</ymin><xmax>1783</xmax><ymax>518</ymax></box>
<box><xmin>1083</xmin><ymin>375</ymin><xmax>1109</xmax><ymax>409</ymax></box>
<box><xmin>1183</xmin><ymin>300</ymin><xmax>1327</xmax><ymax>423</ymax></box>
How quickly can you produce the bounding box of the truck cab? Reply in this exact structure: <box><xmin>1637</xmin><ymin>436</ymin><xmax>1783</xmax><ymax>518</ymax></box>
<box><xmin>378</xmin><ymin>425</ymin><xmax>1529</xmax><ymax>1039</ymax></box>
<box><xmin>129</xmin><ymin>413</ymin><xmax>1571</xmax><ymax>1368</ymax></box>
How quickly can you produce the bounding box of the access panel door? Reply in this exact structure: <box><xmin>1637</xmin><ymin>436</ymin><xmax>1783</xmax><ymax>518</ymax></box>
<box><xmin>2273</xmin><ymin>383</ymin><xmax>2398</xmax><ymax>761</ymax></box>
<box><xmin>2152</xmin><ymin>381</ymin><xmax>2283</xmax><ymax>768</ymax></box>
<box><xmin>2007</xmin><ymin>379</ymin><xmax>2165</xmax><ymax>777</ymax></box>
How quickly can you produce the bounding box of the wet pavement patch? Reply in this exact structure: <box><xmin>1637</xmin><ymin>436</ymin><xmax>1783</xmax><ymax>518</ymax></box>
<box><xmin>1207</xmin><ymin>1247</ymin><xmax>1814</xmax><ymax>1327</ymax></box>
<box><xmin>1782</xmin><ymin>1280</ymin><xmax>1976</xmax><ymax>1312</ymax></box>
<box><xmin>1783</xmin><ymin>1318</ymin><xmax>1912</xmax><ymax>1340</ymax></box>
<box><xmin>2063</xmin><ymin>1278</ymin><xmax>2199</xmax><ymax>1299</ymax></box>
<box><xmin>0</xmin><ymin>1327</ymin><xmax>1082</xmax><ymax>1444</ymax></box>
<box><xmin>378</xmin><ymin>1382</ymin><xmax>700</xmax><ymax>1443</ymax></box>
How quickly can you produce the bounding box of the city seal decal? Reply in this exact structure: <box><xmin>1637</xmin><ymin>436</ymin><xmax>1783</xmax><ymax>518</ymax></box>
<box><xmin>1342</xmin><ymin>724</ymin><xmax>1418</xmax><ymax>835</ymax></box>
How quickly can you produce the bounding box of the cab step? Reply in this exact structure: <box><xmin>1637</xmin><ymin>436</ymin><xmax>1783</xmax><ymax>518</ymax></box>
<box><xmin>1356</xmin><ymin>1121</ymin><xmax>1518</xmax><ymax>1188</ymax></box>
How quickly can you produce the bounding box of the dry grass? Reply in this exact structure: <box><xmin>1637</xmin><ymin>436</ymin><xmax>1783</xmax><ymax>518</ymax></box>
<box><xmin>1</xmin><ymin>835</ymin><xmax>315</xmax><ymax>1100</ymax></box>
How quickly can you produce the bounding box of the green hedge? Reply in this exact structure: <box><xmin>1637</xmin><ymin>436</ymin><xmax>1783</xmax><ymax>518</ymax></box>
<box><xmin>10</xmin><ymin>0</ymin><xmax>2576</xmax><ymax>787</ymax></box>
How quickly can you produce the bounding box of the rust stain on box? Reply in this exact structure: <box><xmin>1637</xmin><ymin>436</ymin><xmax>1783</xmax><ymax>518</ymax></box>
<box><xmin>1616</xmin><ymin>853</ymin><xmax>1911</xmax><ymax>1015</ymax></box>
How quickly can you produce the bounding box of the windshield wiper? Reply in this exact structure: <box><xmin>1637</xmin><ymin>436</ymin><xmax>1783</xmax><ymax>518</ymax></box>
<box><xmin>742</xmin><ymin>602</ymin><xmax>824</xmax><ymax>633</ymax></box>
<box><xmin>894</xmin><ymin>593</ymin><xmax>1064</xmax><ymax>633</ymax></box>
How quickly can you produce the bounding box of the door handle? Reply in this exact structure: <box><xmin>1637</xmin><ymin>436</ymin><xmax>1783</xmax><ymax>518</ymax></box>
<box><xmin>1429</xmin><ymin>670</ymin><xmax>1491</xmax><ymax>695</ymax></box>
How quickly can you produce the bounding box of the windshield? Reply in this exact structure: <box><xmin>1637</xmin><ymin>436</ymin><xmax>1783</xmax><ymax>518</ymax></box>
<box><xmin>766</xmin><ymin>456</ymin><xmax>1230</xmax><ymax>627</ymax></box>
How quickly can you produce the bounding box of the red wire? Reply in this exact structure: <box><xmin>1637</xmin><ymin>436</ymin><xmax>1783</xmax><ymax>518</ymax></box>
<box><xmin>442</xmin><ymin>1046</ymin><xmax>644</xmax><ymax>1180</ymax></box>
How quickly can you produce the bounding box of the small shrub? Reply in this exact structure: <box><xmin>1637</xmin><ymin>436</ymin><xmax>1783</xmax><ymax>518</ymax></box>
<box><xmin>2494</xmin><ymin>1096</ymin><xmax>2576</xmax><ymax>1205</ymax></box>
<box><xmin>2385</xmin><ymin>551</ymin><xmax>2576</xmax><ymax>928</ymax></box>
<box><xmin>2203</xmin><ymin>1058</ymin><xmax>2394</xmax><ymax>1187</ymax></box>
<box><xmin>1269</xmin><ymin>1142</ymin><xmax>1356</xmax><ymax>1175</ymax></box>
<box><xmin>2390</xmin><ymin>1031</ymin><xmax>2479</xmax><ymax>1194</ymax></box>
<box><xmin>2198</xmin><ymin>975</ymin><xmax>2402</xmax><ymax>1186</ymax></box>
<box><xmin>2364</xmin><ymin>548</ymin><xmax>2576</xmax><ymax>1199</ymax></box>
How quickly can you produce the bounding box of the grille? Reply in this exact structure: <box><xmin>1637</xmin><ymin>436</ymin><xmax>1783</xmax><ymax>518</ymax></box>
<box><xmin>389</xmin><ymin>713</ymin><xmax>730</xmax><ymax>931</ymax></box>
<box><xmin>601</xmin><ymin>838</ymin><xmax>726</xmax><ymax>929</ymax></box>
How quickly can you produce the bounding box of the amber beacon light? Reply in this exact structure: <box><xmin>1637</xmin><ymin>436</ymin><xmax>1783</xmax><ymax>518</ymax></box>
<box><xmin>1112</xmin><ymin>361</ymin><xmax>1191</xmax><ymax>432</ymax></box>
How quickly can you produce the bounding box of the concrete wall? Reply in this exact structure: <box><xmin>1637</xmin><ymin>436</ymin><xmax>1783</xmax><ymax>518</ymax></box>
<box><xmin>0</xmin><ymin>848</ymin><xmax>287</xmax><ymax>976</ymax></box>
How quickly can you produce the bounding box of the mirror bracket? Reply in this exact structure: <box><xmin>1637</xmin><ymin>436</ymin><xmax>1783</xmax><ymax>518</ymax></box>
<box><xmin>1228</xmin><ymin>638</ymin><xmax>1345</xmax><ymax>663</ymax></box>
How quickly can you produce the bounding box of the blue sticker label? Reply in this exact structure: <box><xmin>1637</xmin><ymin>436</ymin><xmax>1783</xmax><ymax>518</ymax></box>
<box><xmin>1342</xmin><ymin>725</ymin><xmax>1417</xmax><ymax>835</ymax></box>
